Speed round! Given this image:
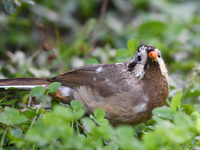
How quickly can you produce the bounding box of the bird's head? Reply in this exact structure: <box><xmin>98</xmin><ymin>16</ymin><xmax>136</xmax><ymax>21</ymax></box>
<box><xmin>127</xmin><ymin>45</ymin><xmax>168</xmax><ymax>80</ymax></box>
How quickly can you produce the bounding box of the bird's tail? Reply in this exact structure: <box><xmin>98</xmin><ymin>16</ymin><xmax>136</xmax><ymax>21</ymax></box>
<box><xmin>0</xmin><ymin>77</ymin><xmax>51</xmax><ymax>90</ymax></box>
<box><xmin>0</xmin><ymin>77</ymin><xmax>70</xmax><ymax>103</ymax></box>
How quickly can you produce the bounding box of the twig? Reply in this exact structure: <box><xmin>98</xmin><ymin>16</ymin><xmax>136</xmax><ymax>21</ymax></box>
<box><xmin>86</xmin><ymin>0</ymin><xmax>109</xmax><ymax>58</ymax></box>
<box><xmin>32</xmin><ymin>18</ymin><xmax>65</xmax><ymax>71</ymax></box>
<box><xmin>28</xmin><ymin>91</ymin><xmax>32</xmax><ymax>107</ymax></box>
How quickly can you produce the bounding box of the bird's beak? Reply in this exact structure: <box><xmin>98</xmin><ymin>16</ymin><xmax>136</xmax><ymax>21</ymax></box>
<box><xmin>148</xmin><ymin>51</ymin><xmax>158</xmax><ymax>62</ymax></box>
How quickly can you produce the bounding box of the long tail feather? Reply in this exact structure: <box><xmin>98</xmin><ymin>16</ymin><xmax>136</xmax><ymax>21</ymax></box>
<box><xmin>0</xmin><ymin>77</ymin><xmax>51</xmax><ymax>90</ymax></box>
<box><xmin>0</xmin><ymin>77</ymin><xmax>71</xmax><ymax>104</ymax></box>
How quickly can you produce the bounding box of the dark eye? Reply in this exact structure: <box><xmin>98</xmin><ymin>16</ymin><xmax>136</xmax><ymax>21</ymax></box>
<box><xmin>158</xmin><ymin>54</ymin><xmax>161</xmax><ymax>58</ymax></box>
<box><xmin>137</xmin><ymin>55</ymin><xmax>142</xmax><ymax>62</ymax></box>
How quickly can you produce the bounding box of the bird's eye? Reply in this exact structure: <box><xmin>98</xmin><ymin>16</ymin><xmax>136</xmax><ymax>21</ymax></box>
<box><xmin>137</xmin><ymin>55</ymin><xmax>142</xmax><ymax>62</ymax></box>
<box><xmin>158</xmin><ymin>54</ymin><xmax>161</xmax><ymax>58</ymax></box>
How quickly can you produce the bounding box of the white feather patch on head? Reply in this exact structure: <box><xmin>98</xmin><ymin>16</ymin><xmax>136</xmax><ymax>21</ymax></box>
<box><xmin>130</xmin><ymin>47</ymin><xmax>147</xmax><ymax>80</ymax></box>
<box><xmin>158</xmin><ymin>59</ymin><xmax>168</xmax><ymax>77</ymax></box>
<box><xmin>154</xmin><ymin>49</ymin><xmax>168</xmax><ymax>78</ymax></box>
<box><xmin>132</xmin><ymin>64</ymin><xmax>145</xmax><ymax>80</ymax></box>
<box><xmin>138</xmin><ymin>46</ymin><xmax>146</xmax><ymax>52</ymax></box>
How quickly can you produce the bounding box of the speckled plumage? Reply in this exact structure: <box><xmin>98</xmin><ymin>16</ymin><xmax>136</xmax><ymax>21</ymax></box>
<box><xmin>0</xmin><ymin>45</ymin><xmax>169</xmax><ymax>126</ymax></box>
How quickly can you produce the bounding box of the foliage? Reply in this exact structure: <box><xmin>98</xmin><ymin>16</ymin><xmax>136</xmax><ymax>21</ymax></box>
<box><xmin>0</xmin><ymin>82</ymin><xmax>200</xmax><ymax>149</ymax></box>
<box><xmin>0</xmin><ymin>0</ymin><xmax>200</xmax><ymax>149</ymax></box>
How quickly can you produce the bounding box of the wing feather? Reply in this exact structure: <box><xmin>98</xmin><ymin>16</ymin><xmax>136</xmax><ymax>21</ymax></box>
<box><xmin>50</xmin><ymin>64</ymin><xmax>125</xmax><ymax>97</ymax></box>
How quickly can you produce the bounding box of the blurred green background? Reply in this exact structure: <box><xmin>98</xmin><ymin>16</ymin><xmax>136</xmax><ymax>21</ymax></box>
<box><xmin>0</xmin><ymin>0</ymin><xmax>200</xmax><ymax>99</ymax></box>
<box><xmin>1</xmin><ymin>0</ymin><xmax>200</xmax><ymax>74</ymax></box>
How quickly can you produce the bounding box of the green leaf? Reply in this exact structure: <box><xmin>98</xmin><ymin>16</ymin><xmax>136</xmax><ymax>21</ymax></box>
<box><xmin>171</xmin><ymin>61</ymin><xmax>195</xmax><ymax>73</ymax></box>
<box><xmin>127</xmin><ymin>39</ymin><xmax>140</xmax><ymax>54</ymax></box>
<box><xmin>70</xmin><ymin>100</ymin><xmax>85</xmax><ymax>119</ymax></box>
<box><xmin>142</xmin><ymin>131</ymin><xmax>162</xmax><ymax>150</ymax></box>
<box><xmin>116</xmin><ymin>126</ymin><xmax>134</xmax><ymax>139</ymax></box>
<box><xmin>0</xmin><ymin>106</ymin><xmax>3</xmax><ymax>111</ymax></box>
<box><xmin>115</xmin><ymin>48</ymin><xmax>132</xmax><ymax>63</ymax></box>
<box><xmin>4</xmin><ymin>87</ymin><xmax>18</xmax><ymax>90</ymax></box>
<box><xmin>51</xmin><ymin>99</ymin><xmax>60</xmax><ymax>110</ymax></box>
<box><xmin>152</xmin><ymin>107</ymin><xmax>175</xmax><ymax>118</ymax></box>
<box><xmin>185</xmin><ymin>89</ymin><xmax>200</xmax><ymax>100</ymax></box>
<box><xmin>73</xmin><ymin>108</ymin><xmax>85</xmax><ymax>119</ymax></box>
<box><xmin>0</xmin><ymin>107</ymin><xmax>27</xmax><ymax>125</ymax></box>
<box><xmin>138</xmin><ymin>21</ymin><xmax>165</xmax><ymax>38</ymax></box>
<box><xmin>9</xmin><ymin>127</ymin><xmax>23</xmax><ymax>138</ymax></box>
<box><xmin>0</xmin><ymin>99</ymin><xmax>18</xmax><ymax>105</ymax></box>
<box><xmin>195</xmin><ymin>118</ymin><xmax>200</xmax><ymax>133</ymax></box>
<box><xmin>82</xmin><ymin>117</ymin><xmax>96</xmax><ymax>130</ymax></box>
<box><xmin>94</xmin><ymin>108</ymin><xmax>105</xmax><ymax>120</ymax></box>
<box><xmin>174</xmin><ymin>112</ymin><xmax>191</xmax><ymax>127</ymax></box>
<box><xmin>31</xmin><ymin>86</ymin><xmax>45</xmax><ymax>98</ymax></box>
<box><xmin>47</xmin><ymin>82</ymin><xmax>61</xmax><ymax>93</ymax></box>
<box><xmin>170</xmin><ymin>92</ymin><xmax>183</xmax><ymax>112</ymax></box>
<box><xmin>96</xmin><ymin>118</ymin><xmax>109</xmax><ymax>126</ymax></box>
<box><xmin>25</xmin><ymin>119</ymin><xmax>48</xmax><ymax>146</ymax></box>
<box><xmin>89</xmin><ymin>114</ymin><xmax>97</xmax><ymax>122</ymax></box>
<box><xmin>71</xmin><ymin>100</ymin><xmax>83</xmax><ymax>110</ymax></box>
<box><xmin>89</xmin><ymin>113</ymin><xmax>108</xmax><ymax>126</ymax></box>
<box><xmin>0</xmin><ymin>113</ymin><xmax>7</xmax><ymax>124</ymax></box>
<box><xmin>0</xmin><ymin>95</ymin><xmax>13</xmax><ymax>102</ymax></box>
<box><xmin>116</xmin><ymin>48</ymin><xmax>132</xmax><ymax>57</ymax></box>
<box><xmin>152</xmin><ymin>116</ymin><xmax>165</xmax><ymax>123</ymax></box>
<box><xmin>84</xmin><ymin>58</ymin><xmax>99</xmax><ymax>65</ymax></box>
<box><xmin>181</xmin><ymin>104</ymin><xmax>195</xmax><ymax>115</ymax></box>
<box><xmin>116</xmin><ymin>126</ymin><xmax>145</xmax><ymax>149</ymax></box>
<box><xmin>107</xmin><ymin>141</ymin><xmax>119</xmax><ymax>150</ymax></box>
<box><xmin>24</xmin><ymin>110</ymin><xmax>37</xmax><ymax>119</ymax></box>
<box><xmin>54</xmin><ymin>105</ymin><xmax>73</xmax><ymax>121</ymax></box>
<box><xmin>4</xmin><ymin>0</ymin><xmax>16</xmax><ymax>14</ymax></box>
<box><xmin>0</xmin><ymin>128</ymin><xmax>3</xmax><ymax>135</ymax></box>
<box><xmin>23</xmin><ymin>0</ymin><xmax>35</xmax><ymax>5</ymax></box>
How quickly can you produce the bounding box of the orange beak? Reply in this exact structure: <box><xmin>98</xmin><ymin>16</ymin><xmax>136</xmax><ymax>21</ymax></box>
<box><xmin>148</xmin><ymin>51</ymin><xmax>158</xmax><ymax>62</ymax></box>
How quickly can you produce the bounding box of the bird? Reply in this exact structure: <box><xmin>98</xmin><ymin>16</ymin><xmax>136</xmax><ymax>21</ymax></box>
<box><xmin>0</xmin><ymin>45</ymin><xmax>169</xmax><ymax>126</ymax></box>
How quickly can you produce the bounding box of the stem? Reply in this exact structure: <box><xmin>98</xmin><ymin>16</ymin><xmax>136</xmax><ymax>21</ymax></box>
<box><xmin>71</xmin><ymin>118</ymin><xmax>74</xmax><ymax>130</ymax></box>
<box><xmin>0</xmin><ymin>129</ymin><xmax>7</xmax><ymax>148</ymax></box>
<box><xmin>30</xmin><ymin>103</ymin><xmax>41</xmax><ymax>129</ymax></box>
<box><xmin>76</xmin><ymin>120</ymin><xmax>80</xmax><ymax>134</ymax></box>
<box><xmin>28</xmin><ymin>91</ymin><xmax>32</xmax><ymax>107</ymax></box>
<box><xmin>41</xmin><ymin>92</ymin><xmax>48</xmax><ymax>117</ymax></box>
<box><xmin>86</xmin><ymin>0</ymin><xmax>109</xmax><ymax>58</ymax></box>
<box><xmin>16</xmin><ymin>91</ymin><xmax>21</xmax><ymax>109</ymax></box>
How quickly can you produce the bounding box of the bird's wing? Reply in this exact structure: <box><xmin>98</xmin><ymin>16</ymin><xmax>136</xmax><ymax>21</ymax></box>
<box><xmin>50</xmin><ymin>63</ymin><xmax>129</xmax><ymax>97</ymax></box>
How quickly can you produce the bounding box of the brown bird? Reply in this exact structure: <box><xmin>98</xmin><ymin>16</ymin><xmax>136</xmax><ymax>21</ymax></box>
<box><xmin>0</xmin><ymin>45</ymin><xmax>169</xmax><ymax>126</ymax></box>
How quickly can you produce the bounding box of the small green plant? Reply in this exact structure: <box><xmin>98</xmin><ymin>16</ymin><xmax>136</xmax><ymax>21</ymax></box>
<box><xmin>1</xmin><ymin>80</ymin><xmax>200</xmax><ymax>149</ymax></box>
